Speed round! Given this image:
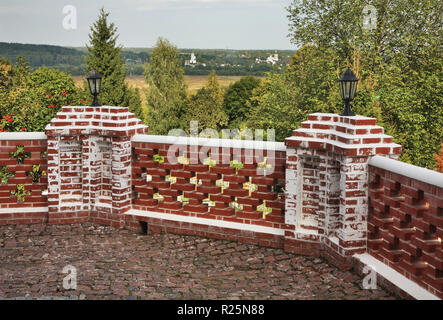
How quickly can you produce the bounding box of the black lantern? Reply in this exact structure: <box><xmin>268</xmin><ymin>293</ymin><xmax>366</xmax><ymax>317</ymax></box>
<box><xmin>337</xmin><ymin>67</ymin><xmax>359</xmax><ymax>116</ymax></box>
<box><xmin>86</xmin><ymin>69</ymin><xmax>102</xmax><ymax>106</ymax></box>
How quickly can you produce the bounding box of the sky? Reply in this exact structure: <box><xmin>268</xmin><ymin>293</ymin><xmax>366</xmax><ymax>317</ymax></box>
<box><xmin>0</xmin><ymin>0</ymin><xmax>296</xmax><ymax>50</ymax></box>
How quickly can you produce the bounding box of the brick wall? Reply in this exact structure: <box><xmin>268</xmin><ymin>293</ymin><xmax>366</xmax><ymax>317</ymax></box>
<box><xmin>368</xmin><ymin>156</ymin><xmax>443</xmax><ymax>298</ymax></box>
<box><xmin>45</xmin><ymin>106</ymin><xmax>147</xmax><ymax>226</ymax></box>
<box><xmin>0</xmin><ymin>110</ymin><xmax>441</xmax><ymax>299</ymax></box>
<box><xmin>0</xmin><ymin>133</ymin><xmax>48</xmax><ymax>224</ymax></box>
<box><xmin>127</xmin><ymin>135</ymin><xmax>287</xmax><ymax>248</ymax></box>
<box><xmin>284</xmin><ymin>113</ymin><xmax>402</xmax><ymax>269</ymax></box>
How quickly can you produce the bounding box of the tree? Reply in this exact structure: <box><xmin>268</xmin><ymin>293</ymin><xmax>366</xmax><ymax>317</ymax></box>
<box><xmin>84</xmin><ymin>7</ymin><xmax>143</xmax><ymax>120</ymax></box>
<box><xmin>12</xmin><ymin>56</ymin><xmax>30</xmax><ymax>87</ymax></box>
<box><xmin>184</xmin><ymin>71</ymin><xmax>228</xmax><ymax>131</ymax></box>
<box><xmin>144</xmin><ymin>38</ymin><xmax>188</xmax><ymax>135</ymax></box>
<box><xmin>246</xmin><ymin>45</ymin><xmax>341</xmax><ymax>141</ymax></box>
<box><xmin>0</xmin><ymin>58</ymin><xmax>13</xmax><ymax>91</ymax></box>
<box><xmin>264</xmin><ymin>0</ymin><xmax>443</xmax><ymax>168</ymax></box>
<box><xmin>246</xmin><ymin>72</ymin><xmax>301</xmax><ymax>142</ymax></box>
<box><xmin>223</xmin><ymin>76</ymin><xmax>261</xmax><ymax>129</ymax></box>
<box><xmin>0</xmin><ymin>65</ymin><xmax>81</xmax><ymax>132</ymax></box>
<box><xmin>125</xmin><ymin>87</ymin><xmax>144</xmax><ymax>121</ymax></box>
<box><xmin>287</xmin><ymin>0</ymin><xmax>441</xmax><ymax>74</ymax></box>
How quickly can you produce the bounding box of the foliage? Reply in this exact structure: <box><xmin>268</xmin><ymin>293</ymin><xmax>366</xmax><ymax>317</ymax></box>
<box><xmin>246</xmin><ymin>72</ymin><xmax>302</xmax><ymax>142</ymax></box>
<box><xmin>0</xmin><ymin>42</ymin><xmax>85</xmax><ymax>68</ymax></box>
<box><xmin>12</xmin><ymin>56</ymin><xmax>30</xmax><ymax>87</ymax></box>
<box><xmin>184</xmin><ymin>71</ymin><xmax>228</xmax><ymax>131</ymax></box>
<box><xmin>0</xmin><ymin>64</ymin><xmax>82</xmax><ymax>132</ymax></box>
<box><xmin>125</xmin><ymin>87</ymin><xmax>144</xmax><ymax>120</ymax></box>
<box><xmin>434</xmin><ymin>144</ymin><xmax>443</xmax><ymax>173</ymax></box>
<box><xmin>0</xmin><ymin>42</ymin><xmax>295</xmax><ymax>77</ymax></box>
<box><xmin>377</xmin><ymin>62</ymin><xmax>443</xmax><ymax>168</ymax></box>
<box><xmin>84</xmin><ymin>7</ymin><xmax>144</xmax><ymax>120</ymax></box>
<box><xmin>11</xmin><ymin>184</ymin><xmax>30</xmax><ymax>202</ymax></box>
<box><xmin>144</xmin><ymin>38</ymin><xmax>188</xmax><ymax>135</ymax></box>
<box><xmin>26</xmin><ymin>164</ymin><xmax>44</xmax><ymax>183</ymax></box>
<box><xmin>223</xmin><ymin>76</ymin><xmax>261</xmax><ymax>129</ymax></box>
<box><xmin>245</xmin><ymin>0</ymin><xmax>442</xmax><ymax>168</ymax></box>
<box><xmin>0</xmin><ymin>57</ymin><xmax>13</xmax><ymax>91</ymax></box>
<box><xmin>0</xmin><ymin>166</ymin><xmax>15</xmax><ymax>184</ymax></box>
<box><xmin>246</xmin><ymin>45</ymin><xmax>351</xmax><ymax>141</ymax></box>
<box><xmin>287</xmin><ymin>0</ymin><xmax>441</xmax><ymax>73</ymax></box>
<box><xmin>10</xmin><ymin>146</ymin><xmax>30</xmax><ymax>164</ymax></box>
<box><xmin>85</xmin><ymin>7</ymin><xmax>126</xmax><ymax>106</ymax></box>
<box><xmin>153</xmin><ymin>154</ymin><xmax>165</xmax><ymax>163</ymax></box>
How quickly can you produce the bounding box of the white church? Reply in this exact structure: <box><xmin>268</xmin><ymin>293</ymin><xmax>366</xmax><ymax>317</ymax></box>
<box><xmin>185</xmin><ymin>53</ymin><xmax>197</xmax><ymax>66</ymax></box>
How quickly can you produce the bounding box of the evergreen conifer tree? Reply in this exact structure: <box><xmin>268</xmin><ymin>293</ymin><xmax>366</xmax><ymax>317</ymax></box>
<box><xmin>85</xmin><ymin>7</ymin><xmax>143</xmax><ymax>120</ymax></box>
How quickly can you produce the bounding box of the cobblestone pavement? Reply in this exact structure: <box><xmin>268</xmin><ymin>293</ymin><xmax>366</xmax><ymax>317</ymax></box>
<box><xmin>0</xmin><ymin>223</ymin><xmax>397</xmax><ymax>300</ymax></box>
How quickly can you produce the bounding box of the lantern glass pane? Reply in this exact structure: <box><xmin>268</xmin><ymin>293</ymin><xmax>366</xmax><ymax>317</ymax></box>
<box><xmin>350</xmin><ymin>82</ymin><xmax>357</xmax><ymax>100</ymax></box>
<box><xmin>96</xmin><ymin>78</ymin><xmax>101</xmax><ymax>93</ymax></box>
<box><xmin>343</xmin><ymin>81</ymin><xmax>351</xmax><ymax>100</ymax></box>
<box><xmin>88</xmin><ymin>78</ymin><xmax>96</xmax><ymax>95</ymax></box>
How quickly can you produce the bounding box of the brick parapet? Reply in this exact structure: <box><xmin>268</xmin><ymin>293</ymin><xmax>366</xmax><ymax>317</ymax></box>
<box><xmin>0</xmin><ymin>111</ymin><xmax>441</xmax><ymax>300</ymax></box>
<box><xmin>367</xmin><ymin>156</ymin><xmax>443</xmax><ymax>298</ymax></box>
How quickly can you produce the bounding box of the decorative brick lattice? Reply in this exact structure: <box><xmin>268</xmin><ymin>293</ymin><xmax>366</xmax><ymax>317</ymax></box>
<box><xmin>368</xmin><ymin>165</ymin><xmax>443</xmax><ymax>298</ymax></box>
<box><xmin>0</xmin><ymin>135</ymin><xmax>48</xmax><ymax>224</ymax></box>
<box><xmin>131</xmin><ymin>141</ymin><xmax>286</xmax><ymax>230</ymax></box>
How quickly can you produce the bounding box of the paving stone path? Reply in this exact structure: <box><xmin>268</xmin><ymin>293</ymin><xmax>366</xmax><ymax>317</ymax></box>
<box><xmin>0</xmin><ymin>223</ymin><xmax>397</xmax><ymax>300</ymax></box>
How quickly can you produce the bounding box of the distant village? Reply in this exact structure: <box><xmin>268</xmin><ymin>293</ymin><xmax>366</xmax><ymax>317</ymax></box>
<box><xmin>183</xmin><ymin>51</ymin><xmax>286</xmax><ymax>68</ymax></box>
<box><xmin>121</xmin><ymin>49</ymin><xmax>296</xmax><ymax>76</ymax></box>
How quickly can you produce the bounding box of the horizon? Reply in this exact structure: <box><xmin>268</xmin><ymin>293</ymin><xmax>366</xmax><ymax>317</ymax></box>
<box><xmin>0</xmin><ymin>41</ymin><xmax>298</xmax><ymax>52</ymax></box>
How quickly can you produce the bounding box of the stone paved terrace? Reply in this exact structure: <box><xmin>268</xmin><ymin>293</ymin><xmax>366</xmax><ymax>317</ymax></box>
<box><xmin>0</xmin><ymin>223</ymin><xmax>397</xmax><ymax>300</ymax></box>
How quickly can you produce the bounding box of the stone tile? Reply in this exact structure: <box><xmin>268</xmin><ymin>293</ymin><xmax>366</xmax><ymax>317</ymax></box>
<box><xmin>0</xmin><ymin>223</ymin><xmax>397</xmax><ymax>300</ymax></box>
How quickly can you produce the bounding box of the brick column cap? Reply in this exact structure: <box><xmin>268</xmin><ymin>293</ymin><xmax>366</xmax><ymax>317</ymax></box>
<box><xmin>45</xmin><ymin>105</ymin><xmax>148</xmax><ymax>137</ymax></box>
<box><xmin>285</xmin><ymin>113</ymin><xmax>401</xmax><ymax>157</ymax></box>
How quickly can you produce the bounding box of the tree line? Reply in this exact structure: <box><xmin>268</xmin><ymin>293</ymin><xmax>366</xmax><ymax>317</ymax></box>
<box><xmin>1</xmin><ymin>2</ymin><xmax>442</xmax><ymax>170</ymax></box>
<box><xmin>0</xmin><ymin>42</ymin><xmax>293</xmax><ymax>76</ymax></box>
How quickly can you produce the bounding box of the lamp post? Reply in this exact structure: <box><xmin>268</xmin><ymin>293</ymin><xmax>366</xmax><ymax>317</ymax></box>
<box><xmin>86</xmin><ymin>69</ymin><xmax>102</xmax><ymax>107</ymax></box>
<box><xmin>337</xmin><ymin>67</ymin><xmax>359</xmax><ymax>116</ymax></box>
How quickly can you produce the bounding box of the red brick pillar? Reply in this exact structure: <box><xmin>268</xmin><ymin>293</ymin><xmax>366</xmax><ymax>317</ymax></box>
<box><xmin>45</xmin><ymin>106</ymin><xmax>147</xmax><ymax>227</ymax></box>
<box><xmin>284</xmin><ymin>113</ymin><xmax>402</xmax><ymax>269</ymax></box>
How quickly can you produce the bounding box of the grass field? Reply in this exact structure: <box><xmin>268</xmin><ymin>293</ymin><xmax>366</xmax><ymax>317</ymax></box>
<box><xmin>74</xmin><ymin>75</ymin><xmax>263</xmax><ymax>94</ymax></box>
<box><xmin>73</xmin><ymin>75</ymin><xmax>263</xmax><ymax>107</ymax></box>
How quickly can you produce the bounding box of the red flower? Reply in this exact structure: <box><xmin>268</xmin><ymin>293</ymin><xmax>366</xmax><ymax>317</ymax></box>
<box><xmin>62</xmin><ymin>91</ymin><xmax>68</xmax><ymax>96</ymax></box>
<box><xmin>48</xmin><ymin>104</ymin><xmax>56</xmax><ymax>109</ymax></box>
<box><xmin>21</xmin><ymin>128</ymin><xmax>26</xmax><ymax>131</ymax></box>
<box><xmin>2</xmin><ymin>115</ymin><xmax>13</xmax><ymax>122</ymax></box>
<box><xmin>48</xmin><ymin>94</ymin><xmax>52</xmax><ymax>98</ymax></box>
